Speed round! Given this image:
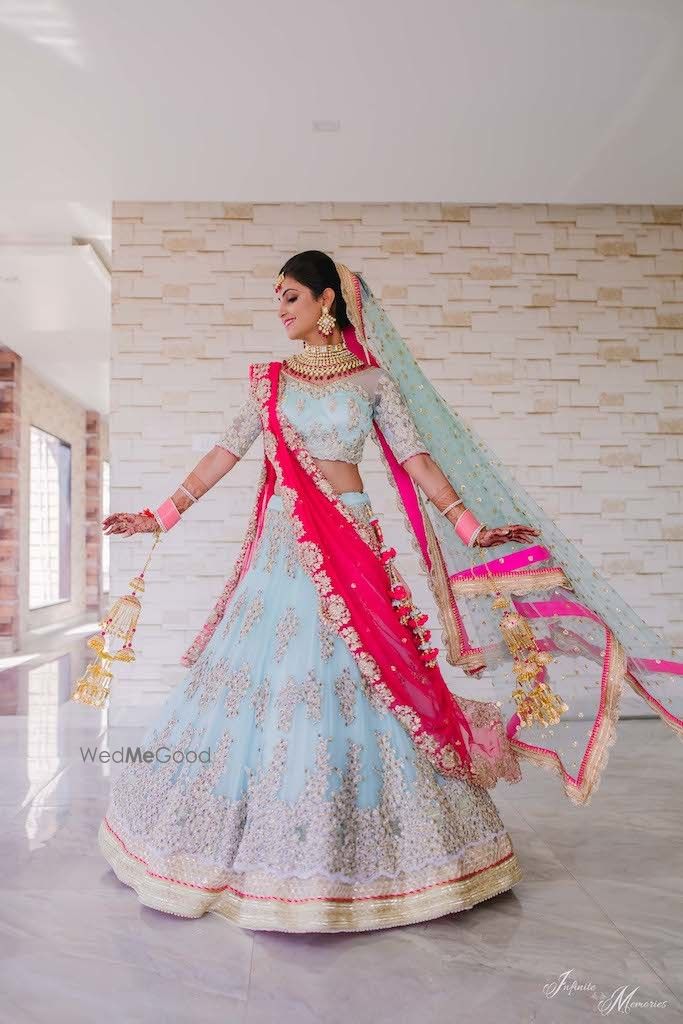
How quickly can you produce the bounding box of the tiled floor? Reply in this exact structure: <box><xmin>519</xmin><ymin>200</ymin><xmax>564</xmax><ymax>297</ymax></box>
<box><xmin>1</xmin><ymin>638</ymin><xmax>681</xmax><ymax>1024</ymax></box>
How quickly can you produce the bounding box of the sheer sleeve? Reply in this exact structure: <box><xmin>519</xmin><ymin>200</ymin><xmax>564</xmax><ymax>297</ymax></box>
<box><xmin>215</xmin><ymin>386</ymin><xmax>263</xmax><ymax>459</ymax></box>
<box><xmin>372</xmin><ymin>370</ymin><xmax>429</xmax><ymax>464</ymax></box>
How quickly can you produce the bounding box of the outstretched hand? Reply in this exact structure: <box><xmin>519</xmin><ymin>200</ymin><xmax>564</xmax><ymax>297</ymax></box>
<box><xmin>102</xmin><ymin>512</ymin><xmax>158</xmax><ymax>537</ymax></box>
<box><xmin>475</xmin><ymin>523</ymin><xmax>540</xmax><ymax>548</ymax></box>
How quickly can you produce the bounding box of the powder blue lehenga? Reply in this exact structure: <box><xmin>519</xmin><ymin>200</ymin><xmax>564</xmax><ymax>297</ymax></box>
<box><xmin>98</xmin><ymin>366</ymin><xmax>523</xmax><ymax>932</ymax></box>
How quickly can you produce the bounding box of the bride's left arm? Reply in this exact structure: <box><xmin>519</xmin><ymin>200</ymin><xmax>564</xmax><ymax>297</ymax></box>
<box><xmin>373</xmin><ymin>371</ymin><xmax>539</xmax><ymax>549</ymax></box>
<box><xmin>402</xmin><ymin>452</ymin><xmax>539</xmax><ymax>548</ymax></box>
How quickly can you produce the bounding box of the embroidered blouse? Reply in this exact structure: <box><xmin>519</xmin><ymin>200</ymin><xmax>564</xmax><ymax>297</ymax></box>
<box><xmin>216</xmin><ymin>365</ymin><xmax>429</xmax><ymax>465</ymax></box>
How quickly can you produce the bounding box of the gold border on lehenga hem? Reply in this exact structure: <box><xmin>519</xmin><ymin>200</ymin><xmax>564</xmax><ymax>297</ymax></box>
<box><xmin>98</xmin><ymin>819</ymin><xmax>523</xmax><ymax>933</ymax></box>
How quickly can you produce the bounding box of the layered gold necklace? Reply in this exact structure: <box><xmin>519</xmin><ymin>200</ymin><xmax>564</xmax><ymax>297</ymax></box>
<box><xmin>283</xmin><ymin>337</ymin><xmax>366</xmax><ymax>381</ymax></box>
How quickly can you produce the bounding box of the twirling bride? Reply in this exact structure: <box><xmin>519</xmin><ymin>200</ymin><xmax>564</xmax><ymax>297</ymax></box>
<box><xmin>98</xmin><ymin>250</ymin><xmax>682</xmax><ymax>933</ymax></box>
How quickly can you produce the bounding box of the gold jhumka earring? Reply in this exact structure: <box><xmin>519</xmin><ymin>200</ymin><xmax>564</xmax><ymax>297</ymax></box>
<box><xmin>316</xmin><ymin>303</ymin><xmax>336</xmax><ymax>337</ymax></box>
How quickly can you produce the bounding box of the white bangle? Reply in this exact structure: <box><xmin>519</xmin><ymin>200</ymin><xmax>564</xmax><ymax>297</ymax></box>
<box><xmin>468</xmin><ymin>523</ymin><xmax>486</xmax><ymax>548</ymax></box>
<box><xmin>440</xmin><ymin>498</ymin><xmax>464</xmax><ymax>517</ymax></box>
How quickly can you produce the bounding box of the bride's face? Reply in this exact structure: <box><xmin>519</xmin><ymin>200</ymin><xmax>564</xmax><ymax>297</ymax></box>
<box><xmin>276</xmin><ymin>276</ymin><xmax>335</xmax><ymax>342</ymax></box>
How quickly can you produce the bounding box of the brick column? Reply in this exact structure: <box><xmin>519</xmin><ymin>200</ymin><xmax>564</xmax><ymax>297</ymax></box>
<box><xmin>0</xmin><ymin>346</ymin><xmax>21</xmax><ymax>654</ymax></box>
<box><xmin>85</xmin><ymin>410</ymin><xmax>103</xmax><ymax>613</ymax></box>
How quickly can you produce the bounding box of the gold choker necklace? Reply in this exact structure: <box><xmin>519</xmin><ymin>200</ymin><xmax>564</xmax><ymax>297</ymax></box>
<box><xmin>283</xmin><ymin>339</ymin><xmax>366</xmax><ymax>381</ymax></box>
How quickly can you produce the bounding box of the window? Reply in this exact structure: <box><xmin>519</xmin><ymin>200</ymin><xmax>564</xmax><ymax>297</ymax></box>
<box><xmin>102</xmin><ymin>459</ymin><xmax>110</xmax><ymax>595</ymax></box>
<box><xmin>29</xmin><ymin>426</ymin><xmax>71</xmax><ymax>609</ymax></box>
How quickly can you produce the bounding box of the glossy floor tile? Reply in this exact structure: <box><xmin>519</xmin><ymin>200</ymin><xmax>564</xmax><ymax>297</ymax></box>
<box><xmin>0</xmin><ymin>643</ymin><xmax>681</xmax><ymax>1023</ymax></box>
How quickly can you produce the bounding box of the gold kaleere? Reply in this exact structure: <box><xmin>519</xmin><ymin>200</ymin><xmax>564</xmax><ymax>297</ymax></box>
<box><xmin>491</xmin><ymin>589</ymin><xmax>569</xmax><ymax>728</ymax></box>
<box><xmin>72</xmin><ymin>530</ymin><xmax>163</xmax><ymax>709</ymax></box>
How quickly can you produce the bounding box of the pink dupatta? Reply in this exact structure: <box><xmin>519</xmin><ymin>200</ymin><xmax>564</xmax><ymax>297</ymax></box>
<box><xmin>182</xmin><ymin>358</ymin><xmax>521</xmax><ymax>791</ymax></box>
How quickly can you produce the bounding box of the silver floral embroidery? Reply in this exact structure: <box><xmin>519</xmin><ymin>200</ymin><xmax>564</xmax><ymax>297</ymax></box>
<box><xmin>239</xmin><ymin>591</ymin><xmax>265</xmax><ymax>640</ymax></box>
<box><xmin>273</xmin><ymin>606</ymin><xmax>300</xmax><ymax>663</ymax></box>
<box><xmin>273</xmin><ymin>368</ymin><xmax>428</xmax><ymax>466</ymax></box>
<box><xmin>216</xmin><ymin>391</ymin><xmax>263</xmax><ymax>458</ymax></box>
<box><xmin>105</xmin><ymin>708</ymin><xmax>514</xmax><ymax>891</ymax></box>
<box><xmin>278</xmin><ymin>374</ymin><xmax>374</xmax><ymax>464</ymax></box>
<box><xmin>142</xmin><ymin>710</ymin><xmax>180</xmax><ymax>753</ymax></box>
<box><xmin>222</xmin><ymin>589</ymin><xmax>249</xmax><ymax>638</ymax></box>
<box><xmin>373</xmin><ymin>371</ymin><xmax>429</xmax><ymax>464</ymax></box>
<box><xmin>319</xmin><ymin>625</ymin><xmax>336</xmax><ymax>662</ymax></box>
<box><xmin>276</xmin><ymin>669</ymin><xmax>323</xmax><ymax>731</ymax></box>
<box><xmin>225</xmin><ymin>664</ymin><xmax>253</xmax><ymax>718</ymax></box>
<box><xmin>362</xmin><ymin>677</ymin><xmax>391</xmax><ymax>717</ymax></box>
<box><xmin>252</xmin><ymin>675</ymin><xmax>271</xmax><ymax>728</ymax></box>
<box><xmin>184</xmin><ymin>656</ymin><xmax>212</xmax><ymax>702</ymax></box>
<box><xmin>285</xmin><ymin>413</ymin><xmax>368</xmax><ymax>463</ymax></box>
<box><xmin>197</xmin><ymin>657</ymin><xmax>235</xmax><ymax>713</ymax></box>
<box><xmin>303</xmin><ymin>670</ymin><xmax>323</xmax><ymax>722</ymax></box>
<box><xmin>334</xmin><ymin>666</ymin><xmax>357</xmax><ymax>726</ymax></box>
<box><xmin>261</xmin><ymin>509</ymin><xmax>299</xmax><ymax>578</ymax></box>
<box><xmin>275</xmin><ymin>678</ymin><xmax>298</xmax><ymax>732</ymax></box>
<box><xmin>243</xmin><ymin>364</ymin><xmax>470</xmax><ymax>781</ymax></box>
<box><xmin>283</xmin><ymin>538</ymin><xmax>299</xmax><ymax>578</ymax></box>
<box><xmin>347</xmin><ymin>396</ymin><xmax>361</xmax><ymax>430</ymax></box>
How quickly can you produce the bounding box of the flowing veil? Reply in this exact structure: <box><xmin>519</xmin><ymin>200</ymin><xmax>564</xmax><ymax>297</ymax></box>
<box><xmin>336</xmin><ymin>261</ymin><xmax>682</xmax><ymax>805</ymax></box>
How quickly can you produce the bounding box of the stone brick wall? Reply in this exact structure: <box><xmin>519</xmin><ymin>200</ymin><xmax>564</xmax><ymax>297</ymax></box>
<box><xmin>85</xmin><ymin>410</ymin><xmax>105</xmax><ymax>612</ymax></box>
<box><xmin>111</xmin><ymin>201</ymin><xmax>683</xmax><ymax>727</ymax></box>
<box><xmin>0</xmin><ymin>346</ymin><xmax>21</xmax><ymax>655</ymax></box>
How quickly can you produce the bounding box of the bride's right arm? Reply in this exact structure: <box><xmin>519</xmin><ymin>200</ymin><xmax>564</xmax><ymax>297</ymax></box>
<box><xmin>102</xmin><ymin>386</ymin><xmax>263</xmax><ymax>538</ymax></box>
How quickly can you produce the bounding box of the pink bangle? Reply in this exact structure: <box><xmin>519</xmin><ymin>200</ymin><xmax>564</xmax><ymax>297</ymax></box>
<box><xmin>155</xmin><ymin>497</ymin><xmax>181</xmax><ymax>532</ymax></box>
<box><xmin>454</xmin><ymin>508</ymin><xmax>483</xmax><ymax>547</ymax></box>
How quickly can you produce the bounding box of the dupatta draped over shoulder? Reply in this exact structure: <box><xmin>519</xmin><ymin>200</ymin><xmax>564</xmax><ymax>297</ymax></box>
<box><xmin>181</xmin><ymin>263</ymin><xmax>683</xmax><ymax>807</ymax></box>
<box><xmin>180</xmin><ymin>358</ymin><xmax>521</xmax><ymax>791</ymax></box>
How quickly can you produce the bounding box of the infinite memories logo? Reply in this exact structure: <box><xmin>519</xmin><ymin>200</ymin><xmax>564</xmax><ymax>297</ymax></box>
<box><xmin>543</xmin><ymin>968</ymin><xmax>669</xmax><ymax>1015</ymax></box>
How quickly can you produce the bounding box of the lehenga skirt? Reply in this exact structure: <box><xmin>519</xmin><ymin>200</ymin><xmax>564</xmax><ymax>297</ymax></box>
<box><xmin>98</xmin><ymin>489</ymin><xmax>523</xmax><ymax>932</ymax></box>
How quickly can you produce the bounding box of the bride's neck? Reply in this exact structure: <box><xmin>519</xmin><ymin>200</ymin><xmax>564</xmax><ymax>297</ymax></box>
<box><xmin>299</xmin><ymin>330</ymin><xmax>344</xmax><ymax>348</ymax></box>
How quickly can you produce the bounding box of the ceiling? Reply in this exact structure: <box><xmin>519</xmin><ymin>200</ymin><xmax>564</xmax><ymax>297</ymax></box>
<box><xmin>0</xmin><ymin>200</ymin><xmax>111</xmax><ymax>413</ymax></box>
<box><xmin>1</xmin><ymin>0</ymin><xmax>682</xmax><ymax>414</ymax></box>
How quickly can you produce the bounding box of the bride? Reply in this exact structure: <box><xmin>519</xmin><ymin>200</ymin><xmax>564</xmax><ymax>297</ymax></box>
<box><xmin>98</xmin><ymin>250</ymin><xmax>682</xmax><ymax>933</ymax></box>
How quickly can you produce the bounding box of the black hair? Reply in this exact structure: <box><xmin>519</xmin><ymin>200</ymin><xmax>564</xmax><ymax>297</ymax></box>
<box><xmin>277</xmin><ymin>250</ymin><xmax>351</xmax><ymax>328</ymax></box>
